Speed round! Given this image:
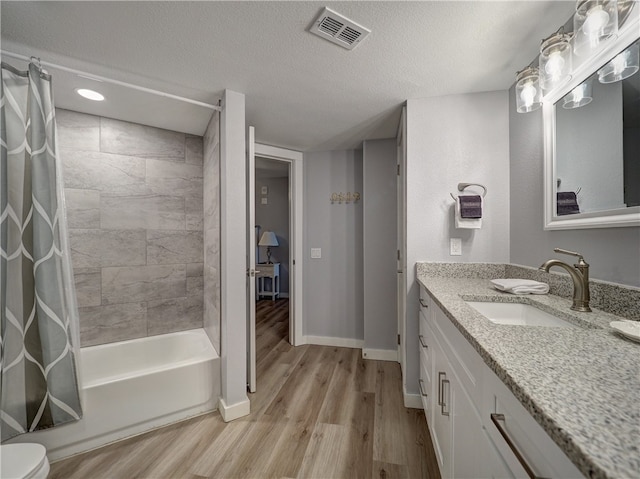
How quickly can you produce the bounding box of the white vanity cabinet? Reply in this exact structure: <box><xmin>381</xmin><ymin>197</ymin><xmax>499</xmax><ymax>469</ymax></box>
<box><xmin>418</xmin><ymin>285</ymin><xmax>584</xmax><ymax>479</ymax></box>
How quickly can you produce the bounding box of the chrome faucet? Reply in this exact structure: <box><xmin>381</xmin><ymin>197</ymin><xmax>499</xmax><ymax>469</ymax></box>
<box><xmin>539</xmin><ymin>248</ymin><xmax>591</xmax><ymax>312</ymax></box>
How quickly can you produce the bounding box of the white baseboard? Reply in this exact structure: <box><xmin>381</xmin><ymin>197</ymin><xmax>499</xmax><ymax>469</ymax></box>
<box><xmin>218</xmin><ymin>396</ymin><xmax>250</xmax><ymax>422</ymax></box>
<box><xmin>362</xmin><ymin>348</ymin><xmax>398</xmax><ymax>362</ymax></box>
<box><xmin>302</xmin><ymin>335</ymin><xmax>364</xmax><ymax>349</ymax></box>
<box><xmin>403</xmin><ymin>392</ymin><xmax>423</xmax><ymax>409</ymax></box>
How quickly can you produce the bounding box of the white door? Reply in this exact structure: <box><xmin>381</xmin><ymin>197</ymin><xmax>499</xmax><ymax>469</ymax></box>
<box><xmin>247</xmin><ymin>126</ymin><xmax>257</xmax><ymax>393</ymax></box>
<box><xmin>397</xmin><ymin>107</ymin><xmax>407</xmax><ymax>371</ymax></box>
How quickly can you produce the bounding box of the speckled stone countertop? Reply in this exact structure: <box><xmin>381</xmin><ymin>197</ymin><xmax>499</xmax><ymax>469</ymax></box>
<box><xmin>416</xmin><ymin>264</ymin><xmax>640</xmax><ymax>479</ymax></box>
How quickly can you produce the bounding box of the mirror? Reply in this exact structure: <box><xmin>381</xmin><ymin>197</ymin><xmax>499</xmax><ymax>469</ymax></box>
<box><xmin>543</xmin><ymin>12</ymin><xmax>640</xmax><ymax>229</ymax></box>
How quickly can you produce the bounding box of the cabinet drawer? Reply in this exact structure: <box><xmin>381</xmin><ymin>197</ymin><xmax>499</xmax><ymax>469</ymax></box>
<box><xmin>419</xmin><ymin>352</ymin><xmax>430</xmax><ymax>416</ymax></box>
<box><xmin>418</xmin><ymin>311</ymin><xmax>433</xmax><ymax>372</ymax></box>
<box><xmin>483</xmin><ymin>368</ymin><xmax>584</xmax><ymax>479</ymax></box>
<box><xmin>431</xmin><ymin>305</ymin><xmax>483</xmax><ymax>402</ymax></box>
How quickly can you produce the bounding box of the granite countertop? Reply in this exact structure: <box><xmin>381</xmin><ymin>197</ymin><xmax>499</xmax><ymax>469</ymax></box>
<box><xmin>417</xmin><ymin>273</ymin><xmax>640</xmax><ymax>479</ymax></box>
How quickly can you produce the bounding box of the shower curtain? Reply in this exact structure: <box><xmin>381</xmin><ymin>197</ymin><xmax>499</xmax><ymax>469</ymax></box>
<box><xmin>1</xmin><ymin>62</ymin><xmax>82</xmax><ymax>441</ymax></box>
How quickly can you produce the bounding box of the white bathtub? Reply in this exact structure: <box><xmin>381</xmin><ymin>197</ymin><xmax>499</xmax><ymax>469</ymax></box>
<box><xmin>7</xmin><ymin>329</ymin><xmax>220</xmax><ymax>461</ymax></box>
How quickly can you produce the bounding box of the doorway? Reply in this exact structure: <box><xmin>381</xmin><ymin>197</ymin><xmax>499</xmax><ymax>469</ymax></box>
<box><xmin>255</xmin><ymin>157</ymin><xmax>291</xmax><ymax>348</ymax></box>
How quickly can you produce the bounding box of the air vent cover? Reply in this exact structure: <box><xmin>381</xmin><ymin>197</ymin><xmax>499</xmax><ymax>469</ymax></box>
<box><xmin>310</xmin><ymin>7</ymin><xmax>371</xmax><ymax>50</ymax></box>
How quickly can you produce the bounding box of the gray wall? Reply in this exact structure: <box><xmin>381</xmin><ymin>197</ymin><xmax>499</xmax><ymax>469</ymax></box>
<box><xmin>255</xmin><ymin>176</ymin><xmax>290</xmax><ymax>294</ymax></box>
<box><xmin>203</xmin><ymin>112</ymin><xmax>221</xmax><ymax>354</ymax></box>
<box><xmin>58</xmin><ymin>109</ymin><xmax>206</xmax><ymax>346</ymax></box>
<box><xmin>406</xmin><ymin>91</ymin><xmax>511</xmax><ymax>394</ymax></box>
<box><xmin>509</xmin><ymin>85</ymin><xmax>640</xmax><ymax>287</ymax></box>
<box><xmin>303</xmin><ymin>149</ymin><xmax>364</xmax><ymax>341</ymax></box>
<box><xmin>363</xmin><ymin>139</ymin><xmax>398</xmax><ymax>352</ymax></box>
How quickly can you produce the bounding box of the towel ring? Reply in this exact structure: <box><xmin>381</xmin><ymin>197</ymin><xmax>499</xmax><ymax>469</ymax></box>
<box><xmin>449</xmin><ymin>182</ymin><xmax>487</xmax><ymax>201</ymax></box>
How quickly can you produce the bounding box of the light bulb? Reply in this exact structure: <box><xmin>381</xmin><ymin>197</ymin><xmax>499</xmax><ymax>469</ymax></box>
<box><xmin>545</xmin><ymin>51</ymin><xmax>566</xmax><ymax>80</ymax></box>
<box><xmin>582</xmin><ymin>5</ymin><xmax>609</xmax><ymax>35</ymax></box>
<box><xmin>520</xmin><ymin>83</ymin><xmax>537</xmax><ymax>107</ymax></box>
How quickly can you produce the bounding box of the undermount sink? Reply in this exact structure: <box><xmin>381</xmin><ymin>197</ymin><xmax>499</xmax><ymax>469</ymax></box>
<box><xmin>466</xmin><ymin>301</ymin><xmax>575</xmax><ymax>328</ymax></box>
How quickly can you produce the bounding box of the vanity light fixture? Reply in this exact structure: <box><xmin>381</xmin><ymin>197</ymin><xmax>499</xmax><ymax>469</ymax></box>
<box><xmin>540</xmin><ymin>29</ymin><xmax>573</xmax><ymax>91</ymax></box>
<box><xmin>573</xmin><ymin>0</ymin><xmax>618</xmax><ymax>57</ymax></box>
<box><xmin>515</xmin><ymin>67</ymin><xmax>543</xmax><ymax>113</ymax></box>
<box><xmin>562</xmin><ymin>79</ymin><xmax>593</xmax><ymax>108</ymax></box>
<box><xmin>76</xmin><ymin>88</ymin><xmax>104</xmax><ymax>101</ymax></box>
<box><xmin>598</xmin><ymin>41</ymin><xmax>639</xmax><ymax>82</ymax></box>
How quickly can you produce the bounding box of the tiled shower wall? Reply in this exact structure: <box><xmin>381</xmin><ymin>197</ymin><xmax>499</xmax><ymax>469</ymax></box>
<box><xmin>57</xmin><ymin>109</ymin><xmax>206</xmax><ymax>346</ymax></box>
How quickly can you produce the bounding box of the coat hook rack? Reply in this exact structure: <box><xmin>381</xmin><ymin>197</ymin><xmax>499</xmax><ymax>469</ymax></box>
<box><xmin>330</xmin><ymin>192</ymin><xmax>360</xmax><ymax>204</ymax></box>
<box><xmin>449</xmin><ymin>182</ymin><xmax>487</xmax><ymax>201</ymax></box>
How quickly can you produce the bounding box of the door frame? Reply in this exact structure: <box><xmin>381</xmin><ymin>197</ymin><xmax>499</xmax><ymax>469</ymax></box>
<box><xmin>397</xmin><ymin>106</ymin><xmax>407</xmax><ymax>374</ymax></box>
<box><xmin>254</xmin><ymin>143</ymin><xmax>304</xmax><ymax>346</ymax></box>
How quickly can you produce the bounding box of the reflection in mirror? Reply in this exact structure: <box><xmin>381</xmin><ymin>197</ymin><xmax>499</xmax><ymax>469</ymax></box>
<box><xmin>554</xmin><ymin>38</ymin><xmax>640</xmax><ymax>216</ymax></box>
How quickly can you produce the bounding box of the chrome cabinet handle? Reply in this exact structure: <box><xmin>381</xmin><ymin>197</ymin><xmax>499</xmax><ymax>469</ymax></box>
<box><xmin>437</xmin><ymin>372</ymin><xmax>445</xmax><ymax>406</ymax></box>
<box><xmin>419</xmin><ymin>298</ymin><xmax>429</xmax><ymax>308</ymax></box>
<box><xmin>418</xmin><ymin>379</ymin><xmax>428</xmax><ymax>398</ymax></box>
<box><xmin>441</xmin><ymin>379</ymin><xmax>450</xmax><ymax>416</ymax></box>
<box><xmin>490</xmin><ymin>413</ymin><xmax>548</xmax><ymax>479</ymax></box>
<box><xmin>419</xmin><ymin>335</ymin><xmax>428</xmax><ymax>349</ymax></box>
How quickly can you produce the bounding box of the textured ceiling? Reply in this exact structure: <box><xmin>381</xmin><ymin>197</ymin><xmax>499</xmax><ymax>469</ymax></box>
<box><xmin>0</xmin><ymin>1</ymin><xmax>575</xmax><ymax>151</ymax></box>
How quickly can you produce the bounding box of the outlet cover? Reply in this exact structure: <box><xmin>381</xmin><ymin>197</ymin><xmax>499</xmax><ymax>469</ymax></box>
<box><xmin>311</xmin><ymin>248</ymin><xmax>322</xmax><ymax>259</ymax></box>
<box><xmin>450</xmin><ymin>238</ymin><xmax>462</xmax><ymax>256</ymax></box>
<box><xmin>261</xmin><ymin>197</ymin><xmax>268</xmax><ymax>205</ymax></box>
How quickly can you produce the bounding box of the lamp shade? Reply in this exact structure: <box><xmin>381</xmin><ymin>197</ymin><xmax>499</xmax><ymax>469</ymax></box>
<box><xmin>562</xmin><ymin>79</ymin><xmax>593</xmax><ymax>108</ymax></box>
<box><xmin>573</xmin><ymin>0</ymin><xmax>618</xmax><ymax>57</ymax></box>
<box><xmin>597</xmin><ymin>42</ymin><xmax>639</xmax><ymax>83</ymax></box>
<box><xmin>540</xmin><ymin>30</ymin><xmax>573</xmax><ymax>91</ymax></box>
<box><xmin>258</xmin><ymin>231</ymin><xmax>279</xmax><ymax>247</ymax></box>
<box><xmin>515</xmin><ymin>67</ymin><xmax>542</xmax><ymax>113</ymax></box>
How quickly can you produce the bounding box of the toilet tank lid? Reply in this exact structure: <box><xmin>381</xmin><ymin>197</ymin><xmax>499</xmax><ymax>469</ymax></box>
<box><xmin>0</xmin><ymin>443</ymin><xmax>47</xmax><ymax>479</ymax></box>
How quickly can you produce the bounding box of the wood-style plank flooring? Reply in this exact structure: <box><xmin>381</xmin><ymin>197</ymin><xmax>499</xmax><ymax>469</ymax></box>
<box><xmin>49</xmin><ymin>299</ymin><xmax>440</xmax><ymax>478</ymax></box>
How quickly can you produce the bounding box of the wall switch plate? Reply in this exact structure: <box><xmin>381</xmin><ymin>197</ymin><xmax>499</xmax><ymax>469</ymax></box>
<box><xmin>311</xmin><ymin>248</ymin><xmax>322</xmax><ymax>259</ymax></box>
<box><xmin>261</xmin><ymin>197</ymin><xmax>268</xmax><ymax>205</ymax></box>
<box><xmin>450</xmin><ymin>238</ymin><xmax>462</xmax><ymax>256</ymax></box>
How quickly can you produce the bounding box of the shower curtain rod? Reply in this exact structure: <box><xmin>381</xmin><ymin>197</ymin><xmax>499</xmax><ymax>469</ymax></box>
<box><xmin>1</xmin><ymin>50</ymin><xmax>222</xmax><ymax>111</ymax></box>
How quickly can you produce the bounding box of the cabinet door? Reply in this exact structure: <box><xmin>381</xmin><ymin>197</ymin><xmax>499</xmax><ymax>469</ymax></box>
<box><xmin>431</xmin><ymin>334</ymin><xmax>452</xmax><ymax>478</ymax></box>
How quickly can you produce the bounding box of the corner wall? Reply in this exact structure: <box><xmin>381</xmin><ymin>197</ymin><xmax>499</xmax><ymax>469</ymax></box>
<box><xmin>509</xmin><ymin>85</ymin><xmax>640</xmax><ymax>287</ymax></box>
<box><xmin>405</xmin><ymin>91</ymin><xmax>511</xmax><ymax>394</ymax></box>
<box><xmin>303</xmin><ymin>149</ymin><xmax>364</xmax><ymax>344</ymax></box>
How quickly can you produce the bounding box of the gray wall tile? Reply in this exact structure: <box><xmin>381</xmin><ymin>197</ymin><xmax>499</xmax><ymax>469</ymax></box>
<box><xmin>102</xmin><ymin>264</ymin><xmax>186</xmax><ymax>304</ymax></box>
<box><xmin>146</xmin><ymin>159</ymin><xmax>203</xmax><ymax>197</ymax></box>
<box><xmin>65</xmin><ymin>189</ymin><xmax>100</xmax><ymax>229</ymax></box>
<box><xmin>79</xmin><ymin>302</ymin><xmax>147</xmax><ymax>347</ymax></box>
<box><xmin>186</xmin><ymin>137</ymin><xmax>204</xmax><ymax>166</ymax></box>
<box><xmin>147</xmin><ymin>230</ymin><xmax>203</xmax><ymax>265</ymax></box>
<box><xmin>74</xmin><ymin>268</ymin><xmax>101</xmax><ymax>307</ymax></box>
<box><xmin>70</xmin><ymin>229</ymin><xmax>146</xmax><ymax>267</ymax></box>
<box><xmin>56</xmin><ymin>109</ymin><xmax>211</xmax><ymax>346</ymax></box>
<box><xmin>62</xmin><ymin>149</ymin><xmax>146</xmax><ymax>194</ymax></box>
<box><xmin>101</xmin><ymin>195</ymin><xmax>185</xmax><ymax>230</ymax></box>
<box><xmin>56</xmin><ymin>109</ymin><xmax>100</xmax><ymax>151</ymax></box>
<box><xmin>101</xmin><ymin>117</ymin><xmax>185</xmax><ymax>161</ymax></box>
<box><xmin>186</xmin><ymin>196</ymin><xmax>204</xmax><ymax>231</ymax></box>
<box><xmin>186</xmin><ymin>263</ymin><xmax>204</xmax><ymax>277</ymax></box>
<box><xmin>147</xmin><ymin>298</ymin><xmax>201</xmax><ymax>336</ymax></box>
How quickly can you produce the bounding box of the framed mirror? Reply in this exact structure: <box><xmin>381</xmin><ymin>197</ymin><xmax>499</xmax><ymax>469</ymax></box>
<box><xmin>543</xmin><ymin>8</ymin><xmax>640</xmax><ymax>230</ymax></box>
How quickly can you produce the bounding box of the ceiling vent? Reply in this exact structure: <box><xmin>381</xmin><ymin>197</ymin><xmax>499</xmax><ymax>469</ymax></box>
<box><xmin>310</xmin><ymin>7</ymin><xmax>371</xmax><ymax>50</ymax></box>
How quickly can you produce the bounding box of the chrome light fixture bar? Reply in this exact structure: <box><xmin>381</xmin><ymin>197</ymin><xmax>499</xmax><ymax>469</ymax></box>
<box><xmin>515</xmin><ymin>67</ymin><xmax>543</xmax><ymax>113</ymax></box>
<box><xmin>540</xmin><ymin>29</ymin><xmax>573</xmax><ymax>91</ymax></box>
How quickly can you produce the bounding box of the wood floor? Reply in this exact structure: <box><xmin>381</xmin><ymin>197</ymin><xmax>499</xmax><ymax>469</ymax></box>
<box><xmin>49</xmin><ymin>299</ymin><xmax>440</xmax><ymax>478</ymax></box>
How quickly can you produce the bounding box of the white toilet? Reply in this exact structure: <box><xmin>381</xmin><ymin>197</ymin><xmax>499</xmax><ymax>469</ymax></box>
<box><xmin>0</xmin><ymin>443</ymin><xmax>50</xmax><ymax>479</ymax></box>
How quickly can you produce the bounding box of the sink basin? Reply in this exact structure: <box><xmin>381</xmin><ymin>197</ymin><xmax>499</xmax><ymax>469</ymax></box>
<box><xmin>466</xmin><ymin>301</ymin><xmax>575</xmax><ymax>328</ymax></box>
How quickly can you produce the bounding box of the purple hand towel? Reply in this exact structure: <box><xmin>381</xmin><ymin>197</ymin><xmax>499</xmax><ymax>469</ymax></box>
<box><xmin>557</xmin><ymin>192</ymin><xmax>579</xmax><ymax>216</ymax></box>
<box><xmin>459</xmin><ymin>195</ymin><xmax>482</xmax><ymax>218</ymax></box>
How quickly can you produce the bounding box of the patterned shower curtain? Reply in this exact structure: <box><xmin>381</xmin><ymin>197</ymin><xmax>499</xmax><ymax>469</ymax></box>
<box><xmin>1</xmin><ymin>62</ymin><xmax>82</xmax><ymax>441</ymax></box>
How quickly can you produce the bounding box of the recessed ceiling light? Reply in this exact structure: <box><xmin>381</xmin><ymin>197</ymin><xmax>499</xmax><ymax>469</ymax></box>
<box><xmin>76</xmin><ymin>88</ymin><xmax>104</xmax><ymax>101</ymax></box>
